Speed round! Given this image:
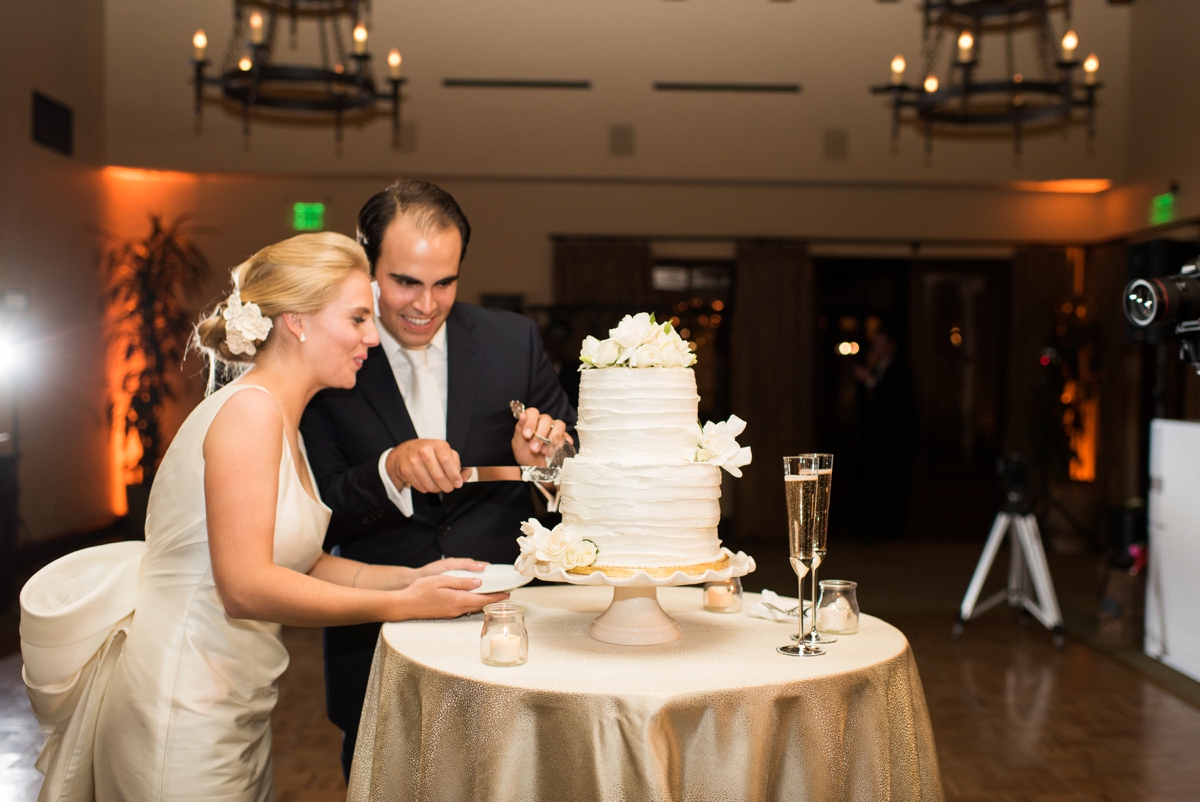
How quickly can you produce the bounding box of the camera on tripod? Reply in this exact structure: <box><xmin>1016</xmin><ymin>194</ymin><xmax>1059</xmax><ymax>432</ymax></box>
<box><xmin>997</xmin><ymin>454</ymin><xmax>1032</xmax><ymax>515</ymax></box>
<box><xmin>1124</xmin><ymin>260</ymin><xmax>1200</xmax><ymax>371</ymax></box>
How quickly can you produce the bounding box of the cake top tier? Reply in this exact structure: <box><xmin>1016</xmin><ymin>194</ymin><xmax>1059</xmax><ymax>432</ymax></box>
<box><xmin>575</xmin><ymin>367</ymin><xmax>699</xmax><ymax>464</ymax></box>
<box><xmin>579</xmin><ymin>312</ymin><xmax>696</xmax><ymax>370</ymax></box>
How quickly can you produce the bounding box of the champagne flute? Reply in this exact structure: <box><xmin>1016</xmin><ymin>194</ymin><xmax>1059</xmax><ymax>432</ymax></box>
<box><xmin>777</xmin><ymin>456</ymin><xmax>825</xmax><ymax>657</ymax></box>
<box><xmin>797</xmin><ymin>454</ymin><xmax>835</xmax><ymax>646</ymax></box>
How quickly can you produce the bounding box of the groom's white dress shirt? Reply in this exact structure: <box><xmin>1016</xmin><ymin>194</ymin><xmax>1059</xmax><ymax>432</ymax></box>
<box><xmin>375</xmin><ymin>318</ymin><xmax>449</xmax><ymax>518</ymax></box>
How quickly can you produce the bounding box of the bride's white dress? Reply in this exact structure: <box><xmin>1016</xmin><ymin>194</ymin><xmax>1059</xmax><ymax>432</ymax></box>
<box><xmin>86</xmin><ymin>383</ymin><xmax>330</xmax><ymax>800</ymax></box>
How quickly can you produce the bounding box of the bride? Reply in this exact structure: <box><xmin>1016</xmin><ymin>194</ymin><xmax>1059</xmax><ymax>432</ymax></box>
<box><xmin>76</xmin><ymin>232</ymin><xmax>508</xmax><ymax>799</ymax></box>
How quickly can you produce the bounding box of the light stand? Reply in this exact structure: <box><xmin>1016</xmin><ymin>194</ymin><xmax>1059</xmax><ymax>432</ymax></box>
<box><xmin>953</xmin><ymin>458</ymin><xmax>1065</xmax><ymax>648</ymax></box>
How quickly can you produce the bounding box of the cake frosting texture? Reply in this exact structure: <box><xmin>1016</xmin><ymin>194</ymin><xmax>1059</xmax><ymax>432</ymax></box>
<box><xmin>559</xmin><ymin>367</ymin><xmax>725</xmax><ymax>569</ymax></box>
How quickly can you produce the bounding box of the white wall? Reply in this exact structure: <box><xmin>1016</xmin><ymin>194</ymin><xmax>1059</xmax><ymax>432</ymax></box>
<box><xmin>106</xmin><ymin>0</ymin><xmax>1131</xmax><ymax>184</ymax></box>
<box><xmin>0</xmin><ymin>0</ymin><xmax>112</xmax><ymax>542</ymax></box>
<box><xmin>101</xmin><ymin>170</ymin><xmax>1115</xmax><ymax>309</ymax></box>
<box><xmin>1124</xmin><ymin>0</ymin><xmax>1200</xmax><ymax>224</ymax></box>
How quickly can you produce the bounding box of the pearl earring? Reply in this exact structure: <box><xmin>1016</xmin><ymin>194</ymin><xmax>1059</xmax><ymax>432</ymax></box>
<box><xmin>299</xmin><ymin>333</ymin><xmax>306</xmax><ymax>343</ymax></box>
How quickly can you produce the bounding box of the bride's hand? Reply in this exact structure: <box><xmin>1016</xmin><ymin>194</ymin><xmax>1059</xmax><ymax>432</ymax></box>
<box><xmin>392</xmin><ymin>574</ymin><xmax>508</xmax><ymax>620</ymax></box>
<box><xmin>415</xmin><ymin>557</ymin><xmax>488</xmax><ymax>578</ymax></box>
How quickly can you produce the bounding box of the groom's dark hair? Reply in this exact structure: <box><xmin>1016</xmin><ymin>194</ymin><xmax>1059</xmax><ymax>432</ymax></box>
<box><xmin>356</xmin><ymin>179</ymin><xmax>471</xmax><ymax>274</ymax></box>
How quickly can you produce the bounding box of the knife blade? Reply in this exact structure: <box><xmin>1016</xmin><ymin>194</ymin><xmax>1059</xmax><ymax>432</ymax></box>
<box><xmin>467</xmin><ymin>466</ymin><xmax>561</xmax><ymax>483</ymax></box>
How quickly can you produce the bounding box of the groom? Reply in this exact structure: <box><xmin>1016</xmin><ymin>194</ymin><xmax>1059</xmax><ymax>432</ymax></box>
<box><xmin>300</xmin><ymin>179</ymin><xmax>576</xmax><ymax>776</ymax></box>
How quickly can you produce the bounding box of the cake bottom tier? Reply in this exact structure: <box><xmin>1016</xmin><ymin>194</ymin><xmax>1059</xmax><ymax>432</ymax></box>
<box><xmin>565</xmin><ymin>552</ymin><xmax>730</xmax><ymax>578</ymax></box>
<box><xmin>558</xmin><ymin>459</ymin><xmax>724</xmax><ymax>569</ymax></box>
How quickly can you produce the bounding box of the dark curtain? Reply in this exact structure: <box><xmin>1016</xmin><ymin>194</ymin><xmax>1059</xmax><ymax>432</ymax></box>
<box><xmin>730</xmin><ymin>240</ymin><xmax>816</xmax><ymax>542</ymax></box>
<box><xmin>1087</xmin><ymin>242</ymin><xmax>1140</xmax><ymax>509</ymax></box>
<box><xmin>1005</xmin><ymin>247</ymin><xmax>1073</xmax><ymax>458</ymax></box>
<box><xmin>552</xmin><ymin>238</ymin><xmax>654</xmax><ymax>305</ymax></box>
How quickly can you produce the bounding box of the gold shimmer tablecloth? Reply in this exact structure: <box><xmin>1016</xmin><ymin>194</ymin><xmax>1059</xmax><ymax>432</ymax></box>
<box><xmin>347</xmin><ymin>586</ymin><xmax>944</xmax><ymax>802</ymax></box>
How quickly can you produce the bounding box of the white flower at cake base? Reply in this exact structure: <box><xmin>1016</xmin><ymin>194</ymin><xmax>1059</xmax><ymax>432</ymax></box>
<box><xmin>580</xmin><ymin>335</ymin><xmax>621</xmax><ymax>368</ymax></box>
<box><xmin>685</xmin><ymin>414</ymin><xmax>754</xmax><ymax>477</ymax></box>
<box><xmin>578</xmin><ymin>313</ymin><xmax>697</xmax><ymax>370</ymax></box>
<box><xmin>222</xmin><ymin>291</ymin><xmax>273</xmax><ymax>356</ymax></box>
<box><xmin>516</xmin><ymin>519</ymin><xmax>598</xmax><ymax>573</ymax></box>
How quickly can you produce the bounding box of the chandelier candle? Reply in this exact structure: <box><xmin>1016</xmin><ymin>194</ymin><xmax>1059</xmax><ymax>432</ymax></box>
<box><xmin>1061</xmin><ymin>29</ymin><xmax>1078</xmax><ymax>62</ymax></box>
<box><xmin>957</xmin><ymin>31</ymin><xmax>974</xmax><ymax>63</ymax></box>
<box><xmin>248</xmin><ymin>11</ymin><xmax>264</xmax><ymax>45</ymax></box>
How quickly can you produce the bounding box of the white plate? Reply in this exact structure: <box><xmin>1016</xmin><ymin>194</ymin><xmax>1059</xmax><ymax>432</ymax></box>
<box><xmin>443</xmin><ymin>564</ymin><xmax>533</xmax><ymax>594</ymax></box>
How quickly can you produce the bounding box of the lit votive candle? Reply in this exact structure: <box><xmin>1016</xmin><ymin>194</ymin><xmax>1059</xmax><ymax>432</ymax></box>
<box><xmin>703</xmin><ymin>577</ymin><xmax>742</xmax><ymax>613</ymax></box>
<box><xmin>818</xmin><ymin>597</ymin><xmax>854</xmax><ymax>633</ymax></box>
<box><xmin>489</xmin><ymin>632</ymin><xmax>521</xmax><ymax>664</ymax></box>
<box><xmin>706</xmin><ymin>585</ymin><xmax>733</xmax><ymax>609</ymax></box>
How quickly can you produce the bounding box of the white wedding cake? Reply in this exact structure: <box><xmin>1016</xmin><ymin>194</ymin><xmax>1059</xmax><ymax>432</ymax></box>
<box><xmin>516</xmin><ymin>313</ymin><xmax>752</xmax><ymax>578</ymax></box>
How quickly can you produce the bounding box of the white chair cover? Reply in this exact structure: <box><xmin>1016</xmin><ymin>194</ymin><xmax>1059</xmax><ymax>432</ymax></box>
<box><xmin>20</xmin><ymin>540</ymin><xmax>146</xmax><ymax>802</ymax></box>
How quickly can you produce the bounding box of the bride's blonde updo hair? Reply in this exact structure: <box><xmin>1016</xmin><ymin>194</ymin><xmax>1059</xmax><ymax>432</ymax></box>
<box><xmin>195</xmin><ymin>232</ymin><xmax>369</xmax><ymax>389</ymax></box>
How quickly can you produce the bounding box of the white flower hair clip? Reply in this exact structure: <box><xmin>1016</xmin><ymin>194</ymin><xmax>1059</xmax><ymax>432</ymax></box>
<box><xmin>222</xmin><ymin>290</ymin><xmax>273</xmax><ymax>356</ymax></box>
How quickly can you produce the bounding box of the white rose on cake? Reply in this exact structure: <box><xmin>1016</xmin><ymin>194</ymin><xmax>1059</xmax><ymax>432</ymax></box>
<box><xmin>629</xmin><ymin>343</ymin><xmax>664</xmax><ymax>368</ymax></box>
<box><xmin>580</xmin><ymin>335</ymin><xmax>621</xmax><ymax>368</ymax></box>
<box><xmin>578</xmin><ymin>313</ymin><xmax>697</xmax><ymax>370</ymax></box>
<box><xmin>515</xmin><ymin>519</ymin><xmax>598</xmax><ymax>574</ymax></box>
<box><xmin>612</xmin><ymin>312</ymin><xmax>655</xmax><ymax>351</ymax></box>
<box><xmin>685</xmin><ymin>415</ymin><xmax>753</xmax><ymax>477</ymax></box>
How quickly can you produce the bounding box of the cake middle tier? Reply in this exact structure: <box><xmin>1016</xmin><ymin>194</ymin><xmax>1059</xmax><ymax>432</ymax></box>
<box><xmin>558</xmin><ymin>459</ymin><xmax>724</xmax><ymax>567</ymax></box>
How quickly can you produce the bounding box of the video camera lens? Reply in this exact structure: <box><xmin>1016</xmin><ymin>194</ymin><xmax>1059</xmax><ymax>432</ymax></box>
<box><xmin>1123</xmin><ymin>268</ymin><xmax>1200</xmax><ymax>327</ymax></box>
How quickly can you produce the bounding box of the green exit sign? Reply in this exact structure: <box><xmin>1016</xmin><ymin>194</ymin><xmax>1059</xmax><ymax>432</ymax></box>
<box><xmin>292</xmin><ymin>202</ymin><xmax>326</xmax><ymax>231</ymax></box>
<box><xmin>1150</xmin><ymin>193</ymin><xmax>1175</xmax><ymax>226</ymax></box>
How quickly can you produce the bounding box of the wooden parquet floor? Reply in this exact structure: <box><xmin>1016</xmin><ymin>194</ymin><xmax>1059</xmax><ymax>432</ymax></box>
<box><xmin>2</xmin><ymin>539</ymin><xmax>1199</xmax><ymax>800</ymax></box>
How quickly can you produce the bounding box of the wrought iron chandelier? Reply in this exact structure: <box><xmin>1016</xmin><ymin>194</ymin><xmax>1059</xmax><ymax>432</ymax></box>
<box><xmin>190</xmin><ymin>0</ymin><xmax>403</xmax><ymax>142</ymax></box>
<box><xmin>871</xmin><ymin>0</ymin><xmax>1102</xmax><ymax>154</ymax></box>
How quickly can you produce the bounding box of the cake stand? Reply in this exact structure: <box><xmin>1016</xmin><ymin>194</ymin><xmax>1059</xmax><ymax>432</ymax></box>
<box><xmin>519</xmin><ymin>549</ymin><xmax>755</xmax><ymax>645</ymax></box>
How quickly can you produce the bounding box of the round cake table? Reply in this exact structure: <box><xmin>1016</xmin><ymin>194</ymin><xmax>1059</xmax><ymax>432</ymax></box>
<box><xmin>347</xmin><ymin>586</ymin><xmax>944</xmax><ymax>802</ymax></box>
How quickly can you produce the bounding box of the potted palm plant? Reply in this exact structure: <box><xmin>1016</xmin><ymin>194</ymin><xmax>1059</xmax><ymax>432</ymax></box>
<box><xmin>101</xmin><ymin>215</ymin><xmax>210</xmax><ymax>532</ymax></box>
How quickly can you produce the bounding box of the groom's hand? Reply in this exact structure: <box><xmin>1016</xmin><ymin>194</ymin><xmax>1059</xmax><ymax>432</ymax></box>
<box><xmin>387</xmin><ymin>439</ymin><xmax>472</xmax><ymax>494</ymax></box>
<box><xmin>512</xmin><ymin>407</ymin><xmax>572</xmax><ymax>467</ymax></box>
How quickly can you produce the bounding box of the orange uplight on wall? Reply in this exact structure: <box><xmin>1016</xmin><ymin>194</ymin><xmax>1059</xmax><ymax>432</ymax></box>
<box><xmin>1069</xmin><ymin>396</ymin><xmax>1098</xmax><ymax>482</ymax></box>
<box><xmin>1009</xmin><ymin>179</ymin><xmax>1113</xmax><ymax>195</ymax></box>
<box><xmin>106</xmin><ymin>345</ymin><xmax>145</xmax><ymax>516</ymax></box>
<box><xmin>100</xmin><ymin>168</ymin><xmax>210</xmax><ymax>517</ymax></box>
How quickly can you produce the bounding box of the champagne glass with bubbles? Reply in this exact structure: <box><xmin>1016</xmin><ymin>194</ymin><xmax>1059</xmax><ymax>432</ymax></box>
<box><xmin>793</xmin><ymin>454</ymin><xmax>835</xmax><ymax>645</ymax></box>
<box><xmin>778</xmin><ymin>455</ymin><xmax>825</xmax><ymax>657</ymax></box>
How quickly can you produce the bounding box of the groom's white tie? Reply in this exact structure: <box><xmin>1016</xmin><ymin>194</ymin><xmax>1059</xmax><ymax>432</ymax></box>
<box><xmin>403</xmin><ymin>346</ymin><xmax>445</xmax><ymax>442</ymax></box>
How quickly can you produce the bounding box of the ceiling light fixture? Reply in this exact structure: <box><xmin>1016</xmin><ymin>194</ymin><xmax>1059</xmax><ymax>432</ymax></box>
<box><xmin>190</xmin><ymin>0</ymin><xmax>404</xmax><ymax>142</ymax></box>
<box><xmin>871</xmin><ymin>0</ymin><xmax>1102</xmax><ymax>154</ymax></box>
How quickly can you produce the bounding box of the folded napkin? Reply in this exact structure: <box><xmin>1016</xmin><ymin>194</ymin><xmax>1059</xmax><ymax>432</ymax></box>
<box><xmin>747</xmin><ymin>590</ymin><xmax>812</xmax><ymax>624</ymax></box>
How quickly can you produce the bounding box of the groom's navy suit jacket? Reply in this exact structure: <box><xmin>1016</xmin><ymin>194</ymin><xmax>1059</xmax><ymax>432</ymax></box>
<box><xmin>299</xmin><ymin>302</ymin><xmax>576</xmax><ymax>753</ymax></box>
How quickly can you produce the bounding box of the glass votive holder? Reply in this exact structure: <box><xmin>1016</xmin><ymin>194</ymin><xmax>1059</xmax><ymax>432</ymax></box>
<box><xmin>816</xmin><ymin>580</ymin><xmax>860</xmax><ymax>635</ymax></box>
<box><xmin>702</xmin><ymin>577</ymin><xmax>743</xmax><ymax>613</ymax></box>
<box><xmin>480</xmin><ymin>602</ymin><xmax>528</xmax><ymax>667</ymax></box>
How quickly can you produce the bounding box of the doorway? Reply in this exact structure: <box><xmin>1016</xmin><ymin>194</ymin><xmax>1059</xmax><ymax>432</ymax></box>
<box><xmin>814</xmin><ymin>256</ymin><xmax>1012</xmax><ymax>540</ymax></box>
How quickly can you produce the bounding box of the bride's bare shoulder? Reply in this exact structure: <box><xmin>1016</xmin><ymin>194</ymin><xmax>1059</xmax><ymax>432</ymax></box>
<box><xmin>203</xmin><ymin>387</ymin><xmax>284</xmax><ymax>460</ymax></box>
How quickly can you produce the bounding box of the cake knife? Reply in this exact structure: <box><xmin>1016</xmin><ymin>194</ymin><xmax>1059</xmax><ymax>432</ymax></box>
<box><xmin>467</xmin><ymin>466</ymin><xmax>560</xmax><ymax>483</ymax></box>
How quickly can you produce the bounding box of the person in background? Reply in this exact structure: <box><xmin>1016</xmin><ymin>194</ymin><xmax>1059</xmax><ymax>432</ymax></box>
<box><xmin>299</xmin><ymin>180</ymin><xmax>576</xmax><ymax>778</ymax></box>
<box><xmin>852</xmin><ymin>323</ymin><xmax>918</xmax><ymax>542</ymax></box>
